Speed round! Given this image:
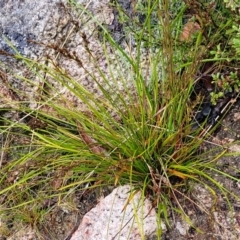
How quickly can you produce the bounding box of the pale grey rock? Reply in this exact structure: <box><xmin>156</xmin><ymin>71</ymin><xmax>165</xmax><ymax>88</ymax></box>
<box><xmin>0</xmin><ymin>0</ymin><xmax>155</xmax><ymax>113</ymax></box>
<box><xmin>0</xmin><ymin>0</ymin><xmax>64</xmax><ymax>57</ymax></box>
<box><xmin>0</xmin><ymin>0</ymin><xmax>73</xmax><ymax>109</ymax></box>
<box><xmin>70</xmin><ymin>185</ymin><xmax>162</xmax><ymax>240</ymax></box>
<box><xmin>6</xmin><ymin>226</ymin><xmax>36</xmax><ymax>240</ymax></box>
<box><xmin>0</xmin><ymin>0</ymin><xmax>135</xmax><ymax>111</ymax></box>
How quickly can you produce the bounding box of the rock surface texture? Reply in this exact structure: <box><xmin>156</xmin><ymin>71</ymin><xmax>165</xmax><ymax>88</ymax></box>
<box><xmin>0</xmin><ymin>0</ymin><xmax>133</xmax><ymax>110</ymax></box>
<box><xmin>70</xmin><ymin>185</ymin><xmax>159</xmax><ymax>240</ymax></box>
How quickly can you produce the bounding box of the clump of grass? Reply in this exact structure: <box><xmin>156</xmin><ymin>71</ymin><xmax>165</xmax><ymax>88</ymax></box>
<box><xmin>1</xmin><ymin>0</ymin><xmax>240</xmax><ymax>238</ymax></box>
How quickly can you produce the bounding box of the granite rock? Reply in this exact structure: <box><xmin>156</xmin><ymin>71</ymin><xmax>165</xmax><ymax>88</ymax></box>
<box><xmin>70</xmin><ymin>185</ymin><xmax>161</xmax><ymax>240</ymax></box>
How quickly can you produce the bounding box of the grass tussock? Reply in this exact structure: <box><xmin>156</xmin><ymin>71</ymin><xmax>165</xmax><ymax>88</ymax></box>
<box><xmin>1</xmin><ymin>0</ymin><xmax>240</xmax><ymax>238</ymax></box>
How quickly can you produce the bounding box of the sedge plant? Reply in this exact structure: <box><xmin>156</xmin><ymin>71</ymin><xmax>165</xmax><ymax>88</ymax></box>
<box><xmin>0</xmin><ymin>0</ymin><xmax>240</xmax><ymax>238</ymax></box>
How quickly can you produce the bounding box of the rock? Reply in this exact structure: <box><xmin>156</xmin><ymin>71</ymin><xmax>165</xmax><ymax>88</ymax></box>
<box><xmin>175</xmin><ymin>221</ymin><xmax>190</xmax><ymax>236</ymax></box>
<box><xmin>6</xmin><ymin>226</ymin><xmax>36</xmax><ymax>240</ymax></box>
<box><xmin>0</xmin><ymin>0</ymin><xmax>65</xmax><ymax>57</ymax></box>
<box><xmin>0</xmin><ymin>0</ymin><xmax>118</xmax><ymax>110</ymax></box>
<box><xmin>70</xmin><ymin>185</ymin><xmax>163</xmax><ymax>240</ymax></box>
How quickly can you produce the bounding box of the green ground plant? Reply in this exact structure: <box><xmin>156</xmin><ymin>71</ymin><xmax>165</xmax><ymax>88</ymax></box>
<box><xmin>1</xmin><ymin>0</ymin><xmax>240</xmax><ymax>238</ymax></box>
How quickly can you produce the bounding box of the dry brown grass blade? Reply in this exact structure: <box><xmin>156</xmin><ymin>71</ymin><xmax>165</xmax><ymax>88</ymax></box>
<box><xmin>179</xmin><ymin>20</ymin><xmax>201</xmax><ymax>42</ymax></box>
<box><xmin>76</xmin><ymin>121</ymin><xmax>107</xmax><ymax>156</ymax></box>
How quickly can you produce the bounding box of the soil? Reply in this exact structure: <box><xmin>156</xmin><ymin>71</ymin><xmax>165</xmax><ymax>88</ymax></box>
<box><xmin>160</xmin><ymin>99</ymin><xmax>240</xmax><ymax>240</ymax></box>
